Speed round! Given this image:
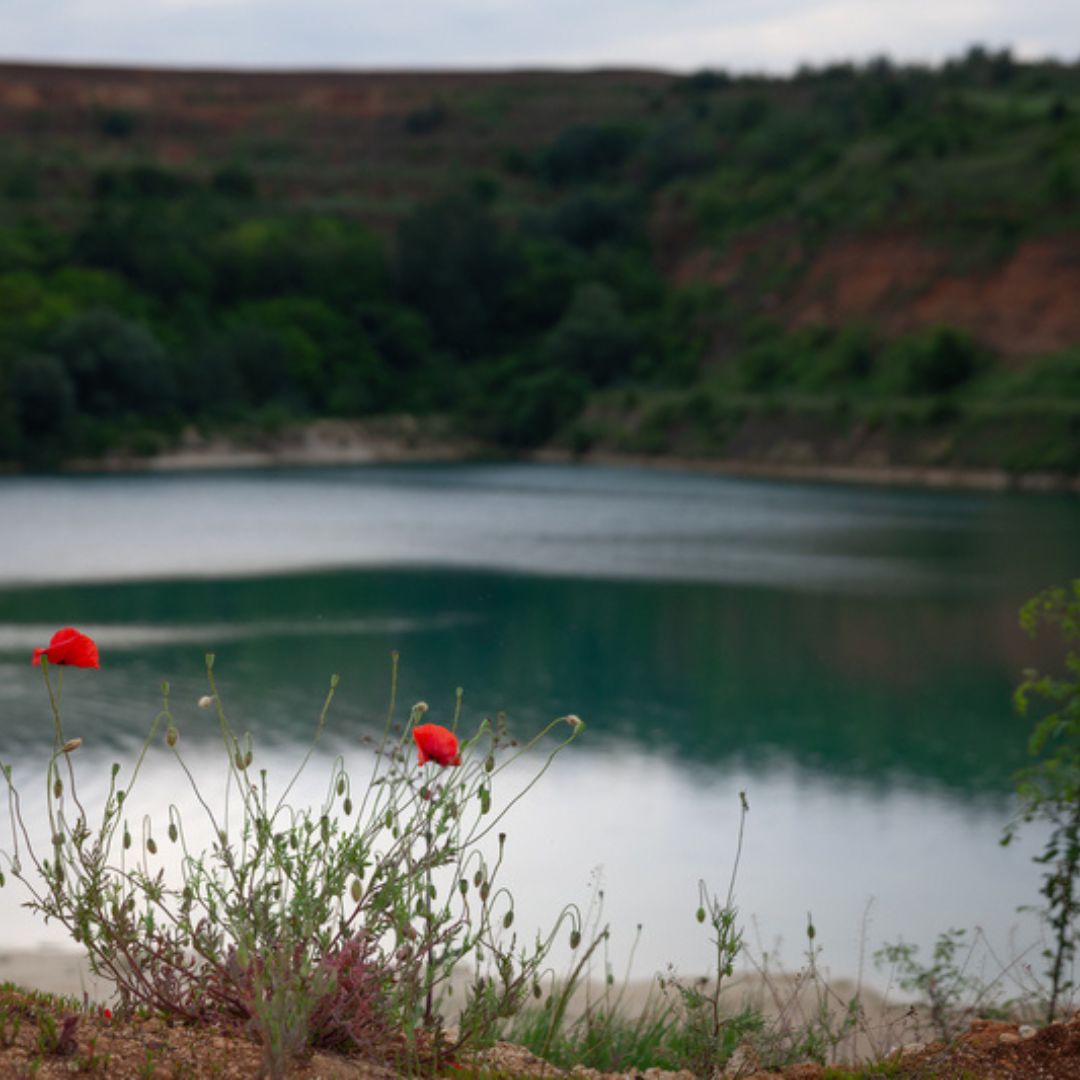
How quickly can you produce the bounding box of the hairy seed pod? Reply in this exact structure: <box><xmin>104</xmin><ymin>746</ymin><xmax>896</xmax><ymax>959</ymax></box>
<box><xmin>570</xmin><ymin>929</ymin><xmax>582</xmax><ymax>949</ymax></box>
<box><xmin>696</xmin><ymin>907</ymin><xmax>706</xmax><ymax>924</ymax></box>
<box><xmin>503</xmin><ymin>910</ymin><xmax>514</xmax><ymax>929</ymax></box>
<box><xmin>479</xmin><ymin>787</ymin><xmax>491</xmax><ymax>815</ymax></box>
<box><xmin>459</xmin><ymin>879</ymin><xmax>468</xmax><ymax>896</ymax></box>
<box><xmin>473</xmin><ymin>870</ymin><xmax>483</xmax><ymax>888</ymax></box>
<box><xmin>336</xmin><ymin>777</ymin><xmax>345</xmax><ymax>797</ymax></box>
<box><xmin>351</xmin><ymin>880</ymin><xmax>362</xmax><ymax>903</ymax></box>
<box><xmin>343</xmin><ymin>797</ymin><xmax>353</xmax><ymax>815</ymax></box>
<box><xmin>123</xmin><ymin>828</ymin><xmax>131</xmax><ymax>850</ymax></box>
<box><xmin>168</xmin><ymin>822</ymin><xmax>178</xmax><ymax>843</ymax></box>
<box><xmin>479</xmin><ymin>883</ymin><xmax>490</xmax><ymax>902</ymax></box>
<box><xmin>53</xmin><ymin>778</ymin><xmax>62</xmax><ymax>799</ymax></box>
<box><xmin>146</xmin><ymin>838</ymin><xmax>157</xmax><ymax>855</ymax></box>
<box><xmin>484</xmin><ymin>755</ymin><xmax>494</xmax><ymax>773</ymax></box>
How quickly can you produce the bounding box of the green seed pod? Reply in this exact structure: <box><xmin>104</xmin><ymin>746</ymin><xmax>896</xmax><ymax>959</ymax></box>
<box><xmin>570</xmin><ymin>929</ymin><xmax>582</xmax><ymax>949</ymax></box>
<box><xmin>336</xmin><ymin>777</ymin><xmax>346</xmax><ymax>797</ymax></box>
<box><xmin>165</xmin><ymin>724</ymin><xmax>178</xmax><ymax>748</ymax></box>
<box><xmin>123</xmin><ymin>828</ymin><xmax>132</xmax><ymax>850</ymax></box>
<box><xmin>479</xmin><ymin>883</ymin><xmax>490</xmax><ymax>902</ymax></box>
<box><xmin>234</xmin><ymin>750</ymin><xmax>245</xmax><ymax>770</ymax></box>
<box><xmin>459</xmin><ymin>879</ymin><xmax>468</xmax><ymax>896</ymax></box>
<box><xmin>116</xmin><ymin>790</ymin><xmax>125</xmax><ymax>806</ymax></box>
<box><xmin>244</xmin><ymin>751</ymin><xmax>253</xmax><ymax>768</ymax></box>
<box><xmin>502</xmin><ymin>910</ymin><xmax>514</xmax><ymax>929</ymax></box>
<box><xmin>384</xmin><ymin>810</ymin><xmax>393</xmax><ymax>830</ymax></box>
<box><xmin>320</xmin><ymin>816</ymin><xmax>330</xmax><ymax>845</ymax></box>
<box><xmin>146</xmin><ymin>838</ymin><xmax>157</xmax><ymax>855</ymax></box>
<box><xmin>533</xmin><ymin>981</ymin><xmax>541</xmax><ymax>999</ymax></box>
<box><xmin>473</xmin><ymin>870</ymin><xmax>483</xmax><ymax>888</ymax></box>
<box><xmin>696</xmin><ymin>907</ymin><xmax>706</xmax><ymax>924</ymax></box>
<box><xmin>479</xmin><ymin>787</ymin><xmax>491</xmax><ymax>815</ymax></box>
<box><xmin>53</xmin><ymin>777</ymin><xmax>62</xmax><ymax>799</ymax></box>
<box><xmin>484</xmin><ymin>755</ymin><xmax>494</xmax><ymax>773</ymax></box>
<box><xmin>350</xmin><ymin>880</ymin><xmax>362</xmax><ymax>903</ymax></box>
<box><xmin>0</xmin><ymin>871</ymin><xmax>5</xmax><ymax>888</ymax></box>
<box><xmin>343</xmin><ymin>797</ymin><xmax>353</xmax><ymax>815</ymax></box>
<box><xmin>168</xmin><ymin>822</ymin><xmax>178</xmax><ymax>843</ymax></box>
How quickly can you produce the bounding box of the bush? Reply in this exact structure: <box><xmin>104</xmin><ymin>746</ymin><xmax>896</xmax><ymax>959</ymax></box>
<box><xmin>1003</xmin><ymin>581</ymin><xmax>1080</xmax><ymax>1020</ymax></box>
<box><xmin>539</xmin><ymin>124</ymin><xmax>640</xmax><ymax>187</ymax></box>
<box><xmin>883</xmin><ymin>326</ymin><xmax>984</xmax><ymax>395</ymax></box>
<box><xmin>540</xmin><ymin>282</ymin><xmax>638</xmax><ymax>387</ymax></box>
<box><xmin>6</xmin><ymin>352</ymin><xmax>77</xmax><ymax>450</ymax></box>
<box><xmin>50</xmin><ymin>309</ymin><xmax>176</xmax><ymax>418</ymax></box>
<box><xmin>473</xmin><ymin>364</ymin><xmax>589</xmax><ymax>449</ymax></box>
<box><xmin>3</xmin><ymin>649</ymin><xmax>586</xmax><ymax>1076</ymax></box>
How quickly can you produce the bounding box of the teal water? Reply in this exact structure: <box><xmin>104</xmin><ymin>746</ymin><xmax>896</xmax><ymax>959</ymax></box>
<box><xmin>0</xmin><ymin>463</ymin><xmax>1077</xmax><ymax>979</ymax></box>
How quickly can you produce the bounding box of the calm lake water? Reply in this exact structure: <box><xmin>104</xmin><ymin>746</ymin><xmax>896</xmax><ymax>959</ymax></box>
<box><xmin>0</xmin><ymin>463</ymin><xmax>1078</xmax><ymax>984</ymax></box>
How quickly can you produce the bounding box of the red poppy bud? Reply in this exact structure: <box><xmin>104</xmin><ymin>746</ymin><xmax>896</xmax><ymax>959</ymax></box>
<box><xmin>413</xmin><ymin>723</ymin><xmax>461</xmax><ymax>768</ymax></box>
<box><xmin>31</xmin><ymin>628</ymin><xmax>99</xmax><ymax>669</ymax></box>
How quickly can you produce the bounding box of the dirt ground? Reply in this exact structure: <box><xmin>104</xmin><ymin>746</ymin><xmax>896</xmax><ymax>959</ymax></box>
<box><xmin>3</xmin><ymin>992</ymin><xmax>1080</xmax><ymax>1080</ymax></box>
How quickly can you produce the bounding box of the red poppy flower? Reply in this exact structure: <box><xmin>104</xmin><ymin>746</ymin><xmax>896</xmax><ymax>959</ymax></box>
<box><xmin>32</xmin><ymin>627</ymin><xmax>100</xmax><ymax>669</ymax></box>
<box><xmin>413</xmin><ymin>723</ymin><xmax>461</xmax><ymax>767</ymax></box>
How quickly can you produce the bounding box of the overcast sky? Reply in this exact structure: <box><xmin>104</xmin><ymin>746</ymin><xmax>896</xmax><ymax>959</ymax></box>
<box><xmin>1</xmin><ymin>0</ymin><xmax>1078</xmax><ymax>74</ymax></box>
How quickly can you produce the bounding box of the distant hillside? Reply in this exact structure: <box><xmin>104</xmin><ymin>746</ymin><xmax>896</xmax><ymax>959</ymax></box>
<box><xmin>1</xmin><ymin>51</ymin><xmax>1078</xmax><ymax>479</ymax></box>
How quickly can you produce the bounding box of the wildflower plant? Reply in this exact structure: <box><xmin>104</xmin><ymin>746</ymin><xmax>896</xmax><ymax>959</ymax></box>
<box><xmin>2</xmin><ymin>636</ymin><xmax>586</xmax><ymax>1077</ymax></box>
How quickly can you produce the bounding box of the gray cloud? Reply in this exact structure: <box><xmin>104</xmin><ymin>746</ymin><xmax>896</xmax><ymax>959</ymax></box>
<box><xmin>0</xmin><ymin>0</ymin><xmax>1077</xmax><ymax>72</ymax></box>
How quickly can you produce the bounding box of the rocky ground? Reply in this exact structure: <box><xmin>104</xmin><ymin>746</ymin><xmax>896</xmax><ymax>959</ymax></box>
<box><xmin>2</xmin><ymin>987</ymin><xmax>1080</xmax><ymax>1080</ymax></box>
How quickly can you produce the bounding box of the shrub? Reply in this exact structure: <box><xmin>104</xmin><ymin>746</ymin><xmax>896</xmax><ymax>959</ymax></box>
<box><xmin>540</xmin><ymin>282</ymin><xmax>638</xmax><ymax>387</ymax></box>
<box><xmin>50</xmin><ymin>308</ymin><xmax>176</xmax><ymax>418</ymax></box>
<box><xmin>2</xmin><ymin>648</ymin><xmax>586</xmax><ymax>1077</ymax></box>
<box><xmin>882</xmin><ymin>326</ymin><xmax>985</xmax><ymax>395</ymax></box>
<box><xmin>1003</xmin><ymin>580</ymin><xmax>1080</xmax><ymax>1021</ymax></box>
<box><xmin>539</xmin><ymin>124</ymin><xmax>640</xmax><ymax>187</ymax></box>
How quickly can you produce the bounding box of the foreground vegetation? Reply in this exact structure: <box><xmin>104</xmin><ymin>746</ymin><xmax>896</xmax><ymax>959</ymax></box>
<box><xmin>0</xmin><ymin>580</ymin><xmax>1077</xmax><ymax>1076</ymax></box>
<box><xmin>0</xmin><ymin>48</ymin><xmax>1078</xmax><ymax>473</ymax></box>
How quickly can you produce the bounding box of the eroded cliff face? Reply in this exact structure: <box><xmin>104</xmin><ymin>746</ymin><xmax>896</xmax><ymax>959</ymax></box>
<box><xmin>786</xmin><ymin>233</ymin><xmax>1080</xmax><ymax>360</ymax></box>
<box><xmin>669</xmin><ymin>226</ymin><xmax>1080</xmax><ymax>363</ymax></box>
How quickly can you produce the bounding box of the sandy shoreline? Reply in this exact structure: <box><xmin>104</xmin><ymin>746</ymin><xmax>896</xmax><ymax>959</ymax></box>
<box><xmin>42</xmin><ymin>418</ymin><xmax>1080</xmax><ymax>495</ymax></box>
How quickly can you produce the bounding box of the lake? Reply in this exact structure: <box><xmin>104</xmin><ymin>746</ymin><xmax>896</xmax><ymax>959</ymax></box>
<box><xmin>0</xmin><ymin>462</ymin><xmax>1078</xmax><ymax>987</ymax></box>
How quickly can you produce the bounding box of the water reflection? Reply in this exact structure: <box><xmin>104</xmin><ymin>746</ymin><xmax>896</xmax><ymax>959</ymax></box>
<box><xmin>0</xmin><ymin>464</ymin><xmax>1077</xmax><ymax>975</ymax></box>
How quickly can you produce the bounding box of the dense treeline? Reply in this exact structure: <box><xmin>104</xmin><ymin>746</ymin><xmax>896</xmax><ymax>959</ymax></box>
<box><xmin>1</xmin><ymin>47</ymin><xmax>1079</xmax><ymax>469</ymax></box>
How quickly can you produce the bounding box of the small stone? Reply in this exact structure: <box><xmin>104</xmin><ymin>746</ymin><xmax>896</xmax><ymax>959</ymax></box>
<box><xmin>1018</xmin><ymin>1024</ymin><xmax>1037</xmax><ymax>1039</ymax></box>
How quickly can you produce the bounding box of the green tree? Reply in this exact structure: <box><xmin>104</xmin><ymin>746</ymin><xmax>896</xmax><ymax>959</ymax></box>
<box><xmin>396</xmin><ymin>195</ymin><xmax>514</xmax><ymax>358</ymax></box>
<box><xmin>7</xmin><ymin>352</ymin><xmax>77</xmax><ymax>446</ymax></box>
<box><xmin>540</xmin><ymin>282</ymin><xmax>638</xmax><ymax>387</ymax></box>
<box><xmin>50</xmin><ymin>309</ymin><xmax>176</xmax><ymax>417</ymax></box>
